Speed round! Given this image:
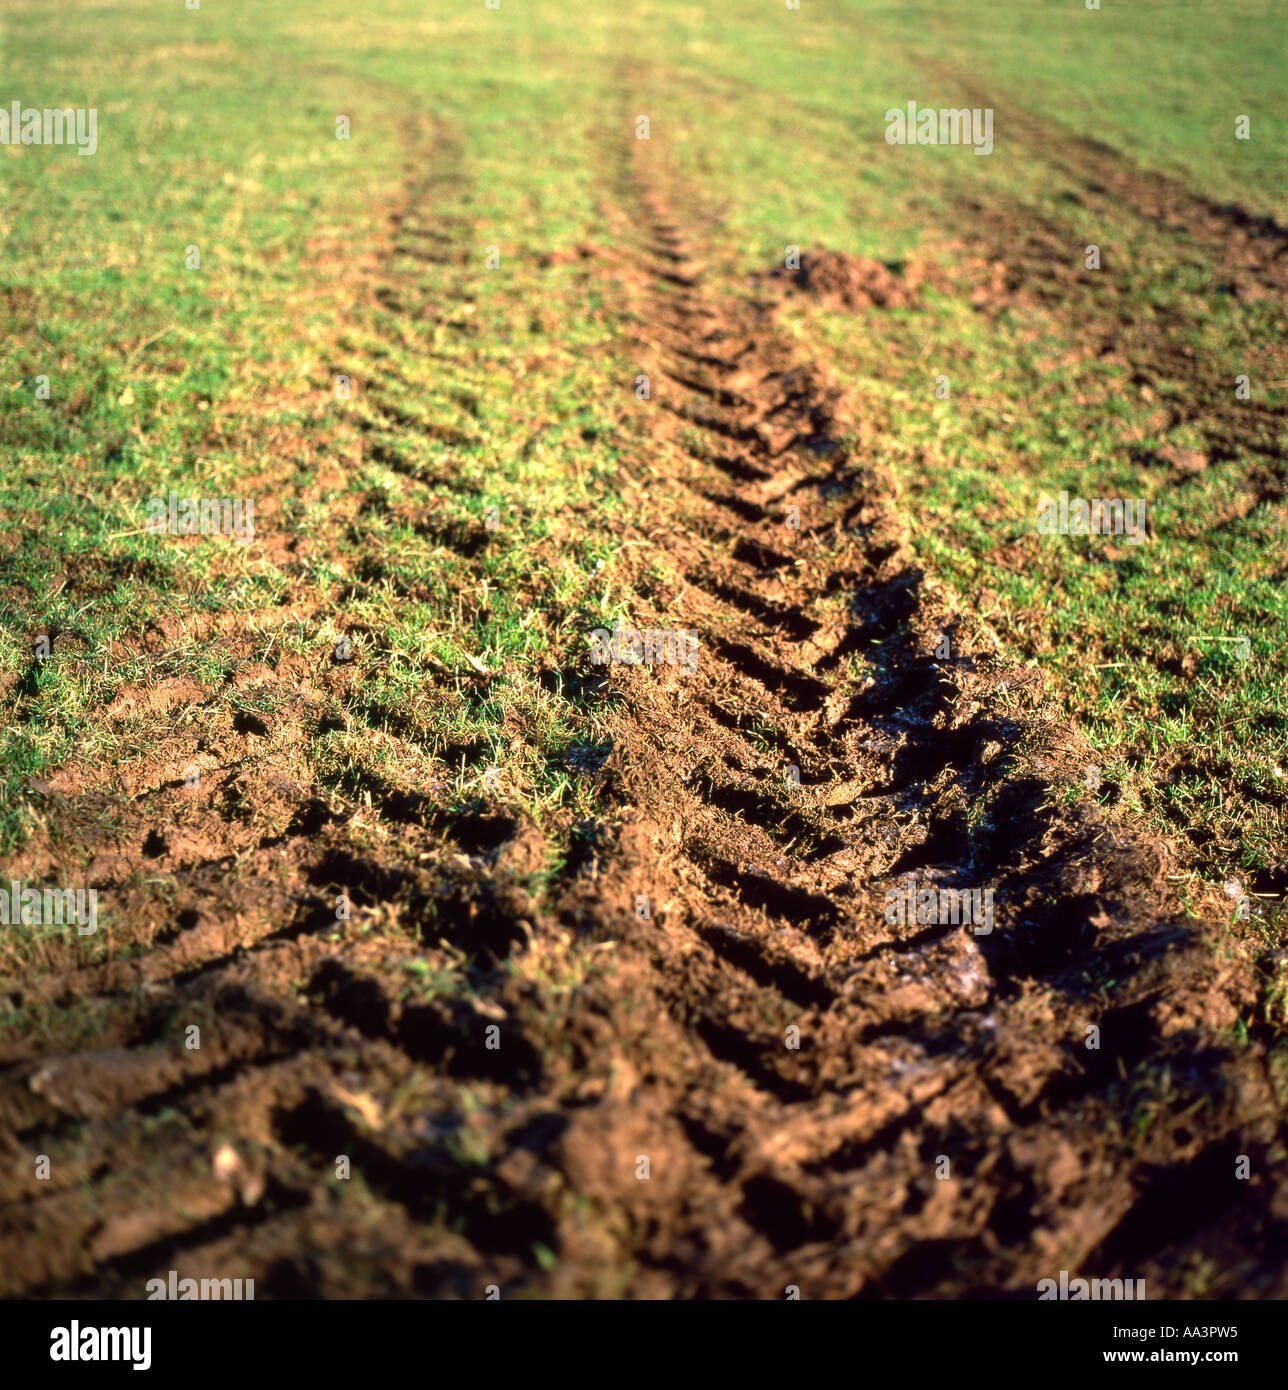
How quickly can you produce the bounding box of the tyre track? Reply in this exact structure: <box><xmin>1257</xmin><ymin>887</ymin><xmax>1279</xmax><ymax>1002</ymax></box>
<box><xmin>532</xmin><ymin>118</ymin><xmax>1288</xmax><ymax>1295</ymax></box>
<box><xmin>0</xmin><ymin>116</ymin><xmax>573</xmax><ymax>1297</ymax></box>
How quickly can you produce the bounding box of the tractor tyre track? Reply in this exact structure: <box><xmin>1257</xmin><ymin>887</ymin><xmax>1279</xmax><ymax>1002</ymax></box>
<box><xmin>1</xmin><ymin>106</ymin><xmax>1286</xmax><ymax>1301</ymax></box>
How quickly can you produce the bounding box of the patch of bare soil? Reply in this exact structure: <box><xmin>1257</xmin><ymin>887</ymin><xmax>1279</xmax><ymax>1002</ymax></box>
<box><xmin>1</xmin><ymin>115</ymin><xmax>1285</xmax><ymax>1302</ymax></box>
<box><xmin>767</xmin><ymin>250</ymin><xmax>925</xmax><ymax>310</ymax></box>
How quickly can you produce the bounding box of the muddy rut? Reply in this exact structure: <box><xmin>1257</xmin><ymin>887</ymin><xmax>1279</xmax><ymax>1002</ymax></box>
<box><xmin>1</xmin><ymin>122</ymin><xmax>1285</xmax><ymax>1300</ymax></box>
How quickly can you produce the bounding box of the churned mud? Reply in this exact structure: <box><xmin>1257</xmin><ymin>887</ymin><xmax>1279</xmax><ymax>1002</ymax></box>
<box><xmin>767</xmin><ymin>250</ymin><xmax>926</xmax><ymax>310</ymax></box>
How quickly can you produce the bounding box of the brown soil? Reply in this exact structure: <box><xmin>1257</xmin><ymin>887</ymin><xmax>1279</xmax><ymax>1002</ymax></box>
<box><xmin>767</xmin><ymin>250</ymin><xmax>925</xmax><ymax>310</ymax></box>
<box><xmin>1</xmin><ymin>122</ymin><xmax>1285</xmax><ymax>1302</ymax></box>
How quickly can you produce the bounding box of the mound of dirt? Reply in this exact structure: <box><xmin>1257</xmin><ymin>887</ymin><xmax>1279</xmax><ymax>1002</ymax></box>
<box><xmin>770</xmin><ymin>250</ymin><xmax>922</xmax><ymax>309</ymax></box>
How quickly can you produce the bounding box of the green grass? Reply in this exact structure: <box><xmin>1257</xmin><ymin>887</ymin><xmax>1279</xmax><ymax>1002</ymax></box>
<box><xmin>857</xmin><ymin>0</ymin><xmax>1286</xmax><ymax>215</ymax></box>
<box><xmin>1</xmin><ymin>0</ymin><xmax>1284</xmax><ymax>919</ymax></box>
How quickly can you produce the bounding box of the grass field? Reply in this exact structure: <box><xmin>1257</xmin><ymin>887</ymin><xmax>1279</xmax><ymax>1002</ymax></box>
<box><xmin>1</xmin><ymin>0</ymin><xmax>1286</xmax><ymax>1302</ymax></box>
